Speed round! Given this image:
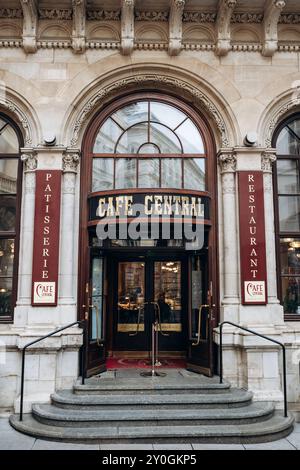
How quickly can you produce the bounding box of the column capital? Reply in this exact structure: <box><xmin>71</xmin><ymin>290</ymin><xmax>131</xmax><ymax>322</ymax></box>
<box><xmin>21</xmin><ymin>150</ymin><xmax>37</xmax><ymax>172</ymax></box>
<box><xmin>261</xmin><ymin>150</ymin><xmax>277</xmax><ymax>172</ymax></box>
<box><xmin>218</xmin><ymin>150</ymin><xmax>237</xmax><ymax>173</ymax></box>
<box><xmin>62</xmin><ymin>150</ymin><xmax>80</xmax><ymax>173</ymax></box>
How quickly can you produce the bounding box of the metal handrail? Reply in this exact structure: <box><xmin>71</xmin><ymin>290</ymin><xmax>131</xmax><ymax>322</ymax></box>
<box><xmin>19</xmin><ymin>320</ymin><xmax>87</xmax><ymax>421</ymax></box>
<box><xmin>219</xmin><ymin>321</ymin><xmax>287</xmax><ymax>418</ymax></box>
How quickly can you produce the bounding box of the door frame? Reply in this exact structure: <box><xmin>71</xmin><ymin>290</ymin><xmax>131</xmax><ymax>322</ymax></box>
<box><xmin>78</xmin><ymin>91</ymin><xmax>219</xmax><ymax>375</ymax></box>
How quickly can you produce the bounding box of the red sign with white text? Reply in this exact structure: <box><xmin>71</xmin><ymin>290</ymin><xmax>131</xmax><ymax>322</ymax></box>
<box><xmin>238</xmin><ymin>172</ymin><xmax>267</xmax><ymax>305</ymax></box>
<box><xmin>31</xmin><ymin>170</ymin><xmax>61</xmax><ymax>306</ymax></box>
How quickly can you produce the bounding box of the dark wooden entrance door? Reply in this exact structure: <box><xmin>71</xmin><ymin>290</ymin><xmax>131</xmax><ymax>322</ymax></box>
<box><xmin>113</xmin><ymin>256</ymin><xmax>188</xmax><ymax>353</ymax></box>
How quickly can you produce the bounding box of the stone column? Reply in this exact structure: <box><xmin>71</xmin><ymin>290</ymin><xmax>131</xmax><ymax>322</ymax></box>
<box><xmin>58</xmin><ymin>151</ymin><xmax>80</xmax><ymax>310</ymax></box>
<box><xmin>218</xmin><ymin>151</ymin><xmax>239</xmax><ymax>310</ymax></box>
<box><xmin>16</xmin><ymin>152</ymin><xmax>37</xmax><ymax>309</ymax></box>
<box><xmin>261</xmin><ymin>150</ymin><xmax>280</xmax><ymax>306</ymax></box>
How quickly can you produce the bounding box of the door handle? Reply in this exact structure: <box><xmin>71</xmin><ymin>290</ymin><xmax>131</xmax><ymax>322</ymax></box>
<box><xmin>129</xmin><ymin>304</ymin><xmax>144</xmax><ymax>336</ymax></box>
<box><xmin>88</xmin><ymin>303</ymin><xmax>104</xmax><ymax>347</ymax></box>
<box><xmin>192</xmin><ymin>304</ymin><xmax>209</xmax><ymax>346</ymax></box>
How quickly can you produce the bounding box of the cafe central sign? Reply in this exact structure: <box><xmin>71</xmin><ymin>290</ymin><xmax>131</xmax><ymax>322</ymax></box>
<box><xmin>89</xmin><ymin>193</ymin><xmax>209</xmax><ymax>220</ymax></box>
<box><xmin>238</xmin><ymin>172</ymin><xmax>267</xmax><ymax>305</ymax></box>
<box><xmin>32</xmin><ymin>170</ymin><xmax>61</xmax><ymax>306</ymax></box>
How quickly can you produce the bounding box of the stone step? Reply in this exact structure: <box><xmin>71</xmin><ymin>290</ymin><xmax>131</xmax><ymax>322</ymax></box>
<box><xmin>9</xmin><ymin>413</ymin><xmax>294</xmax><ymax>444</ymax></box>
<box><xmin>31</xmin><ymin>402</ymin><xmax>275</xmax><ymax>427</ymax></box>
<box><xmin>51</xmin><ymin>389</ymin><xmax>253</xmax><ymax>410</ymax></box>
<box><xmin>74</xmin><ymin>377</ymin><xmax>231</xmax><ymax>395</ymax></box>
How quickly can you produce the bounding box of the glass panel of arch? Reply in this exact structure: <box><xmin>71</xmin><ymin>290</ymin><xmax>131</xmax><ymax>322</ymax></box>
<box><xmin>150</xmin><ymin>123</ymin><xmax>182</xmax><ymax>153</ymax></box>
<box><xmin>116</xmin><ymin>123</ymin><xmax>148</xmax><ymax>154</ymax></box>
<box><xmin>176</xmin><ymin>119</ymin><xmax>205</xmax><ymax>154</ymax></box>
<box><xmin>138</xmin><ymin>158</ymin><xmax>160</xmax><ymax>188</ymax></box>
<box><xmin>112</xmin><ymin>101</ymin><xmax>148</xmax><ymax>129</ymax></box>
<box><xmin>184</xmin><ymin>159</ymin><xmax>206</xmax><ymax>191</ymax></box>
<box><xmin>161</xmin><ymin>158</ymin><xmax>182</xmax><ymax>189</ymax></box>
<box><xmin>150</xmin><ymin>102</ymin><xmax>186</xmax><ymax>129</ymax></box>
<box><xmin>92</xmin><ymin>158</ymin><xmax>114</xmax><ymax>191</ymax></box>
<box><xmin>0</xmin><ymin>119</ymin><xmax>19</xmax><ymax>154</ymax></box>
<box><xmin>93</xmin><ymin>118</ymin><xmax>123</xmax><ymax>153</ymax></box>
<box><xmin>280</xmin><ymin>238</ymin><xmax>300</xmax><ymax>275</ymax></box>
<box><xmin>115</xmin><ymin>158</ymin><xmax>136</xmax><ymax>189</ymax></box>
<box><xmin>277</xmin><ymin>160</ymin><xmax>300</xmax><ymax>194</ymax></box>
<box><xmin>277</xmin><ymin>120</ymin><xmax>300</xmax><ymax>155</ymax></box>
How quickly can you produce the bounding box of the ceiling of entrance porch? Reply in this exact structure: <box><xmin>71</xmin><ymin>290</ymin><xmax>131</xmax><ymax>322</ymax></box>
<box><xmin>0</xmin><ymin>0</ymin><xmax>300</xmax><ymax>55</ymax></box>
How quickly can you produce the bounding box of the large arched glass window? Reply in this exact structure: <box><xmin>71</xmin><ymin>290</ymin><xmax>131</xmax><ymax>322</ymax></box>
<box><xmin>274</xmin><ymin>115</ymin><xmax>300</xmax><ymax>319</ymax></box>
<box><xmin>91</xmin><ymin>100</ymin><xmax>206</xmax><ymax>193</ymax></box>
<box><xmin>0</xmin><ymin>115</ymin><xmax>22</xmax><ymax>322</ymax></box>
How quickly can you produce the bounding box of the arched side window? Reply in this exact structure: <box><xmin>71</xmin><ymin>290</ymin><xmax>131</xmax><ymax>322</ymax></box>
<box><xmin>91</xmin><ymin>100</ymin><xmax>206</xmax><ymax>192</ymax></box>
<box><xmin>0</xmin><ymin>114</ymin><xmax>22</xmax><ymax>322</ymax></box>
<box><xmin>274</xmin><ymin>115</ymin><xmax>300</xmax><ymax>319</ymax></box>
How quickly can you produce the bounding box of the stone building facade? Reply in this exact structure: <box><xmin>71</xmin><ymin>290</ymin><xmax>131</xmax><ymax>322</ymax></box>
<box><xmin>0</xmin><ymin>0</ymin><xmax>300</xmax><ymax>417</ymax></box>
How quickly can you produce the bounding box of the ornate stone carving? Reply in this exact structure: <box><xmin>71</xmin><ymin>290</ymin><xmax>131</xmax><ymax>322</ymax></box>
<box><xmin>63</xmin><ymin>152</ymin><xmax>80</xmax><ymax>173</ymax></box>
<box><xmin>215</xmin><ymin>0</ymin><xmax>237</xmax><ymax>56</ymax></box>
<box><xmin>262</xmin><ymin>0</ymin><xmax>286</xmax><ymax>57</ymax></box>
<box><xmin>261</xmin><ymin>152</ymin><xmax>277</xmax><ymax>172</ymax></box>
<box><xmin>183</xmin><ymin>11</ymin><xmax>216</xmax><ymax>23</ymax></box>
<box><xmin>38</xmin><ymin>8</ymin><xmax>72</xmax><ymax>20</ymax></box>
<box><xmin>0</xmin><ymin>8</ymin><xmax>23</xmax><ymax>18</ymax></box>
<box><xmin>135</xmin><ymin>11</ymin><xmax>168</xmax><ymax>21</ymax></box>
<box><xmin>279</xmin><ymin>13</ymin><xmax>300</xmax><ymax>24</ymax></box>
<box><xmin>218</xmin><ymin>152</ymin><xmax>237</xmax><ymax>173</ymax></box>
<box><xmin>21</xmin><ymin>152</ymin><xmax>37</xmax><ymax>171</ymax></box>
<box><xmin>121</xmin><ymin>0</ymin><xmax>135</xmax><ymax>55</ymax></box>
<box><xmin>169</xmin><ymin>0</ymin><xmax>185</xmax><ymax>56</ymax></box>
<box><xmin>87</xmin><ymin>10</ymin><xmax>120</xmax><ymax>20</ymax></box>
<box><xmin>20</xmin><ymin>0</ymin><xmax>38</xmax><ymax>53</ymax></box>
<box><xmin>72</xmin><ymin>0</ymin><xmax>86</xmax><ymax>53</ymax></box>
<box><xmin>69</xmin><ymin>75</ymin><xmax>230</xmax><ymax>148</ymax></box>
<box><xmin>231</xmin><ymin>13</ymin><xmax>264</xmax><ymax>23</ymax></box>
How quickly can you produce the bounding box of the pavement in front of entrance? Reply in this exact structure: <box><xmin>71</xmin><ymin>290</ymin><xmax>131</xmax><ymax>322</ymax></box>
<box><xmin>0</xmin><ymin>417</ymin><xmax>299</xmax><ymax>450</ymax></box>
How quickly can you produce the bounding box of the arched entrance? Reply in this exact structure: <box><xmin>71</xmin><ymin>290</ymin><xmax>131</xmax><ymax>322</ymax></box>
<box><xmin>79</xmin><ymin>92</ymin><xmax>218</xmax><ymax>376</ymax></box>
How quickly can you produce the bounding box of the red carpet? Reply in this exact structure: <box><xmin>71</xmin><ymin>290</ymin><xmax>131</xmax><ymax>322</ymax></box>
<box><xmin>106</xmin><ymin>358</ymin><xmax>186</xmax><ymax>369</ymax></box>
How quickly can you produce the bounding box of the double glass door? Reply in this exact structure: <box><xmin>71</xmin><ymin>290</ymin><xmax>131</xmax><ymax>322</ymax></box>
<box><xmin>114</xmin><ymin>258</ymin><xmax>186</xmax><ymax>352</ymax></box>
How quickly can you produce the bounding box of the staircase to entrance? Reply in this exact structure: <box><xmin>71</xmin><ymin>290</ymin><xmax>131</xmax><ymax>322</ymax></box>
<box><xmin>10</xmin><ymin>369</ymin><xmax>294</xmax><ymax>444</ymax></box>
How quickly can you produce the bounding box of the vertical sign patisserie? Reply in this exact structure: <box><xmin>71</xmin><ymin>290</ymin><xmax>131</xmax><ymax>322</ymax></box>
<box><xmin>238</xmin><ymin>172</ymin><xmax>267</xmax><ymax>305</ymax></box>
<box><xmin>32</xmin><ymin>170</ymin><xmax>61</xmax><ymax>306</ymax></box>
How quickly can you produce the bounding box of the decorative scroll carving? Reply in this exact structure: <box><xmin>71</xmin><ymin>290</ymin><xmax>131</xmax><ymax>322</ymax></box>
<box><xmin>169</xmin><ymin>0</ymin><xmax>185</xmax><ymax>56</ymax></box>
<box><xmin>261</xmin><ymin>152</ymin><xmax>277</xmax><ymax>172</ymax></box>
<box><xmin>183</xmin><ymin>11</ymin><xmax>216</xmax><ymax>23</ymax></box>
<box><xmin>231</xmin><ymin>13</ymin><xmax>263</xmax><ymax>23</ymax></box>
<box><xmin>87</xmin><ymin>10</ymin><xmax>121</xmax><ymax>20</ymax></box>
<box><xmin>20</xmin><ymin>0</ymin><xmax>38</xmax><ymax>53</ymax></box>
<box><xmin>262</xmin><ymin>0</ymin><xmax>286</xmax><ymax>57</ymax></box>
<box><xmin>218</xmin><ymin>152</ymin><xmax>237</xmax><ymax>173</ymax></box>
<box><xmin>38</xmin><ymin>9</ymin><xmax>72</xmax><ymax>20</ymax></box>
<box><xmin>21</xmin><ymin>152</ymin><xmax>37</xmax><ymax>171</ymax></box>
<box><xmin>63</xmin><ymin>152</ymin><xmax>80</xmax><ymax>173</ymax></box>
<box><xmin>0</xmin><ymin>8</ymin><xmax>23</xmax><ymax>18</ymax></box>
<box><xmin>279</xmin><ymin>13</ymin><xmax>300</xmax><ymax>24</ymax></box>
<box><xmin>72</xmin><ymin>0</ymin><xmax>86</xmax><ymax>53</ymax></box>
<box><xmin>215</xmin><ymin>0</ymin><xmax>237</xmax><ymax>56</ymax></box>
<box><xmin>135</xmin><ymin>10</ymin><xmax>168</xmax><ymax>21</ymax></box>
<box><xmin>69</xmin><ymin>74</ymin><xmax>230</xmax><ymax>148</ymax></box>
<box><xmin>121</xmin><ymin>0</ymin><xmax>135</xmax><ymax>55</ymax></box>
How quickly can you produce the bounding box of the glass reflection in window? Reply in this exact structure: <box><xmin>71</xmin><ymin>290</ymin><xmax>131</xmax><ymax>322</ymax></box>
<box><xmin>277</xmin><ymin>119</ymin><xmax>300</xmax><ymax>155</ymax></box>
<box><xmin>277</xmin><ymin>160</ymin><xmax>300</xmax><ymax>194</ymax></box>
<box><xmin>161</xmin><ymin>159</ymin><xmax>182</xmax><ymax>189</ymax></box>
<box><xmin>0</xmin><ymin>277</ymin><xmax>12</xmax><ymax>316</ymax></box>
<box><xmin>279</xmin><ymin>196</ymin><xmax>300</xmax><ymax>232</ymax></box>
<box><xmin>93</xmin><ymin>118</ymin><xmax>123</xmax><ymax>153</ymax></box>
<box><xmin>282</xmin><ymin>277</ymin><xmax>300</xmax><ymax>314</ymax></box>
<box><xmin>184</xmin><ymin>159</ymin><xmax>205</xmax><ymax>191</ymax></box>
<box><xmin>0</xmin><ymin>119</ymin><xmax>19</xmax><ymax>154</ymax></box>
<box><xmin>138</xmin><ymin>158</ymin><xmax>160</xmax><ymax>188</ymax></box>
<box><xmin>115</xmin><ymin>158</ymin><xmax>136</xmax><ymax>189</ymax></box>
<box><xmin>92</xmin><ymin>158</ymin><xmax>113</xmax><ymax>191</ymax></box>
<box><xmin>154</xmin><ymin>261</ymin><xmax>182</xmax><ymax>332</ymax></box>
